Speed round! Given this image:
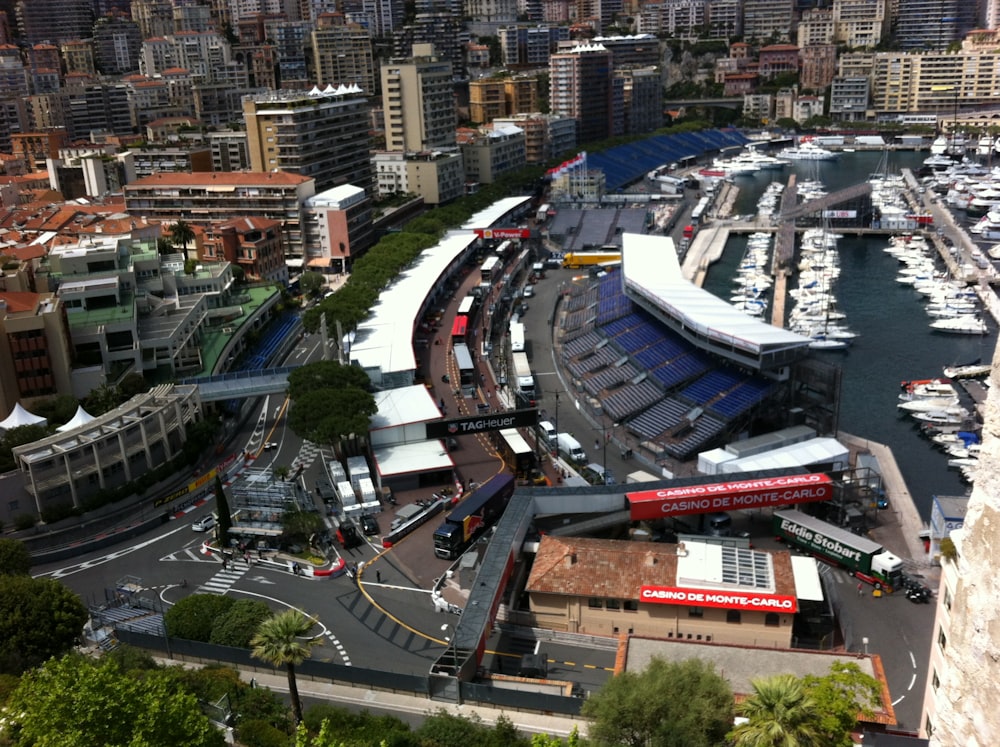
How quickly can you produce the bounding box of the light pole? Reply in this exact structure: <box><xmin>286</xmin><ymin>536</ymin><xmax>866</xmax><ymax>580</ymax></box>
<box><xmin>862</xmin><ymin>636</ymin><xmax>869</xmax><ymax>655</ymax></box>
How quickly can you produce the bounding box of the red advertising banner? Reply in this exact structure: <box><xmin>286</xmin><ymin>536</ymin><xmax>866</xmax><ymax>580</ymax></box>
<box><xmin>474</xmin><ymin>228</ymin><xmax>531</xmax><ymax>240</ymax></box>
<box><xmin>640</xmin><ymin>585</ymin><xmax>798</xmax><ymax>613</ymax></box>
<box><xmin>628</xmin><ymin>473</ymin><xmax>832</xmax><ymax>521</ymax></box>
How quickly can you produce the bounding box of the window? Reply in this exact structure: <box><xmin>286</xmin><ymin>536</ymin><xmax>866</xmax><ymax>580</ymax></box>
<box><xmin>938</xmin><ymin>628</ymin><xmax>947</xmax><ymax>651</ymax></box>
<box><xmin>932</xmin><ymin>670</ymin><xmax>940</xmax><ymax>691</ymax></box>
<box><xmin>624</xmin><ymin>600</ymin><xmax>638</xmax><ymax>612</ymax></box>
<box><xmin>765</xmin><ymin>612</ymin><xmax>780</xmax><ymax>627</ymax></box>
<box><xmin>726</xmin><ymin>610</ymin><xmax>741</xmax><ymax>624</ymax></box>
<box><xmin>606</xmin><ymin>599</ymin><xmax>620</xmax><ymax>611</ymax></box>
<box><xmin>943</xmin><ymin>587</ymin><xmax>952</xmax><ymax>611</ymax></box>
<box><xmin>588</xmin><ymin>598</ymin><xmax>602</xmax><ymax>609</ymax></box>
<box><xmin>688</xmin><ymin>607</ymin><xmax>704</xmax><ymax>618</ymax></box>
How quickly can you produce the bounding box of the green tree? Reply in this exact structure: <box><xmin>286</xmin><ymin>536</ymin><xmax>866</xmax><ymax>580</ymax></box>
<box><xmin>287</xmin><ymin>388</ymin><xmax>378</xmax><ymax>446</ymax></box>
<box><xmin>170</xmin><ymin>219</ymin><xmax>196</xmax><ymax>261</ymax></box>
<box><xmin>0</xmin><ymin>537</ymin><xmax>30</xmax><ymax>575</ymax></box>
<box><xmin>215</xmin><ymin>475</ymin><xmax>233</xmax><ymax>539</ymax></box>
<box><xmin>730</xmin><ymin>673</ymin><xmax>822</xmax><ymax>747</ymax></box>
<box><xmin>210</xmin><ymin>599</ymin><xmax>273</xmax><ymax>648</ymax></box>
<box><xmin>0</xmin><ymin>422</ymin><xmax>51</xmax><ymax>472</ymax></box>
<box><xmin>83</xmin><ymin>382</ymin><xmax>121</xmax><ymax>415</ymax></box>
<box><xmin>165</xmin><ymin>594</ymin><xmax>236</xmax><ymax>642</ymax></box>
<box><xmin>281</xmin><ymin>506</ymin><xmax>324</xmax><ymax>545</ymax></box>
<box><xmin>801</xmin><ymin>662</ymin><xmax>882</xmax><ymax>746</ymax></box>
<box><xmin>9</xmin><ymin>654</ymin><xmax>226</xmax><ymax>746</ymax></box>
<box><xmin>286</xmin><ymin>361</ymin><xmax>372</xmax><ymax>401</ymax></box>
<box><xmin>0</xmin><ymin>575</ymin><xmax>87</xmax><ymax>675</ymax></box>
<box><xmin>582</xmin><ymin>656</ymin><xmax>733</xmax><ymax>747</ymax></box>
<box><xmin>300</xmin><ymin>271</ymin><xmax>326</xmax><ymax>297</ymax></box>
<box><xmin>29</xmin><ymin>394</ymin><xmax>79</xmax><ymax>427</ymax></box>
<box><xmin>251</xmin><ymin>610</ymin><xmax>321</xmax><ymax>724</ymax></box>
<box><xmin>118</xmin><ymin>372</ymin><xmax>150</xmax><ymax>399</ymax></box>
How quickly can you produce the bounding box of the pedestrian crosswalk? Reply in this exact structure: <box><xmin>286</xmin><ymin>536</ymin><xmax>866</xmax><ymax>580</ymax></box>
<box><xmin>197</xmin><ymin>565</ymin><xmax>249</xmax><ymax>595</ymax></box>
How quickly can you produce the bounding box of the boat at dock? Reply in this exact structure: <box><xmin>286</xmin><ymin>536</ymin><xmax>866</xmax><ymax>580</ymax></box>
<box><xmin>929</xmin><ymin>316</ymin><xmax>990</xmax><ymax>335</ymax></box>
<box><xmin>942</xmin><ymin>362</ymin><xmax>992</xmax><ymax>378</ymax></box>
<box><xmin>779</xmin><ymin>141</ymin><xmax>839</xmax><ymax>161</ymax></box>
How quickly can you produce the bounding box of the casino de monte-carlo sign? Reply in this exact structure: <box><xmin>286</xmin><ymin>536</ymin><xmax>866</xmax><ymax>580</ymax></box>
<box><xmin>639</xmin><ymin>586</ymin><xmax>799</xmax><ymax>613</ymax></box>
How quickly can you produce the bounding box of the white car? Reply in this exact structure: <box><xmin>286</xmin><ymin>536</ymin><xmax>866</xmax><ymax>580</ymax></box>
<box><xmin>522</xmin><ymin>285</ymin><xmax>534</xmax><ymax>298</ymax></box>
<box><xmin>264</xmin><ymin>441</ymin><xmax>278</xmax><ymax>450</ymax></box>
<box><xmin>192</xmin><ymin>515</ymin><xmax>216</xmax><ymax>532</ymax></box>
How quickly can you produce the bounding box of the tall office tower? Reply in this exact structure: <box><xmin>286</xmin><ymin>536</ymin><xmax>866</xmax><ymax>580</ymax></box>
<box><xmin>358</xmin><ymin>0</ymin><xmax>407</xmax><ymax>37</ymax></box>
<box><xmin>549</xmin><ymin>42</ymin><xmax>613</xmax><ymax>145</ymax></box>
<box><xmin>895</xmin><ymin>0</ymin><xmax>976</xmax><ymax>49</ymax></box>
<box><xmin>920</xmin><ymin>339</ymin><xmax>1000</xmax><ymax>746</ymax></box>
<box><xmin>381</xmin><ymin>44</ymin><xmax>456</xmax><ymax>151</ymax></box>
<box><xmin>311</xmin><ymin>13</ymin><xmax>377</xmax><ymax>96</ymax></box>
<box><xmin>741</xmin><ymin>0</ymin><xmax>794</xmax><ymax>41</ymax></box>
<box><xmin>15</xmin><ymin>0</ymin><xmax>94</xmax><ymax>44</ymax></box>
<box><xmin>243</xmin><ymin>88</ymin><xmax>375</xmax><ymax>195</ymax></box>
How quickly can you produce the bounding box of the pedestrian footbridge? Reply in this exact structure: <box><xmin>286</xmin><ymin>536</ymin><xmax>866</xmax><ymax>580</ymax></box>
<box><xmin>181</xmin><ymin>366</ymin><xmax>297</xmax><ymax>401</ymax></box>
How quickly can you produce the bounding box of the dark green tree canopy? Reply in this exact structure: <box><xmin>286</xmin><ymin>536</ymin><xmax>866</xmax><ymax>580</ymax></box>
<box><xmin>287</xmin><ymin>361</ymin><xmax>372</xmax><ymax>400</ymax></box>
<box><xmin>0</xmin><ymin>537</ymin><xmax>31</xmax><ymax>575</ymax></box>
<box><xmin>0</xmin><ymin>575</ymin><xmax>87</xmax><ymax>675</ymax></box>
<box><xmin>165</xmin><ymin>594</ymin><xmax>236</xmax><ymax>642</ymax></box>
<box><xmin>209</xmin><ymin>599</ymin><xmax>273</xmax><ymax>648</ymax></box>
<box><xmin>581</xmin><ymin>656</ymin><xmax>734</xmax><ymax>747</ymax></box>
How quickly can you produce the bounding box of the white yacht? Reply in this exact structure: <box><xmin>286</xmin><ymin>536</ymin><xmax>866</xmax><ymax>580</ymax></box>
<box><xmin>778</xmin><ymin>141</ymin><xmax>838</xmax><ymax>161</ymax></box>
<box><xmin>930</xmin><ymin>315</ymin><xmax>989</xmax><ymax>334</ymax></box>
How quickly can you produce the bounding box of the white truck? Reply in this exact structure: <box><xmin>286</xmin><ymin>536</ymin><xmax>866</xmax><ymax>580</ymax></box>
<box><xmin>556</xmin><ymin>433</ymin><xmax>586</xmax><ymax>463</ymax></box>
<box><xmin>512</xmin><ymin>352</ymin><xmax>534</xmax><ymax>396</ymax></box>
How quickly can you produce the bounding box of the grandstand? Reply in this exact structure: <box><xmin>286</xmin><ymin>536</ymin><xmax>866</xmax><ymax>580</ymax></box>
<box><xmin>558</xmin><ymin>267</ymin><xmax>784</xmax><ymax>461</ymax></box>
<box><xmin>586</xmin><ymin>129</ymin><xmax>750</xmax><ymax>192</ymax></box>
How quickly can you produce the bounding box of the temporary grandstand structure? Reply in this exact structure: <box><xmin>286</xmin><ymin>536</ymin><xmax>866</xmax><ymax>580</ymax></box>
<box><xmin>56</xmin><ymin>405</ymin><xmax>96</xmax><ymax>433</ymax></box>
<box><xmin>0</xmin><ymin>403</ymin><xmax>46</xmax><ymax>433</ymax></box>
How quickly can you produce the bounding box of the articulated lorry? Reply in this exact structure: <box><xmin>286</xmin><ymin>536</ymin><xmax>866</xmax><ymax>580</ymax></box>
<box><xmin>773</xmin><ymin>509</ymin><xmax>903</xmax><ymax>590</ymax></box>
<box><xmin>432</xmin><ymin>474</ymin><xmax>516</xmax><ymax>560</ymax></box>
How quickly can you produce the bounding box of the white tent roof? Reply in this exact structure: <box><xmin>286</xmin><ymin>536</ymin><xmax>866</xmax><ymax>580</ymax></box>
<box><xmin>56</xmin><ymin>405</ymin><xmax>96</xmax><ymax>433</ymax></box>
<box><xmin>0</xmin><ymin>402</ymin><xmax>46</xmax><ymax>431</ymax></box>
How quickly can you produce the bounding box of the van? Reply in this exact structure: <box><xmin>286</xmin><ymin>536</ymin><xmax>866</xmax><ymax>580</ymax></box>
<box><xmin>555</xmin><ymin>433</ymin><xmax>586</xmax><ymax>463</ymax></box>
<box><xmin>705</xmin><ymin>512</ymin><xmax>732</xmax><ymax>537</ymax></box>
<box><xmin>538</xmin><ymin>420</ymin><xmax>557</xmax><ymax>446</ymax></box>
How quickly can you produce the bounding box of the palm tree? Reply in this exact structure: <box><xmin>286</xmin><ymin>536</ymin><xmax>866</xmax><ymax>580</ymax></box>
<box><xmin>250</xmin><ymin>610</ymin><xmax>320</xmax><ymax>724</ymax></box>
<box><xmin>169</xmin><ymin>220</ymin><xmax>195</xmax><ymax>262</ymax></box>
<box><xmin>730</xmin><ymin>673</ymin><xmax>823</xmax><ymax>747</ymax></box>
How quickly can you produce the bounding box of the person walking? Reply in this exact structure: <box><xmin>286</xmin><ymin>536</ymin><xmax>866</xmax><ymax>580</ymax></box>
<box><xmin>376</xmin><ymin>570</ymin><xmax>382</xmax><ymax>583</ymax></box>
<box><xmin>857</xmin><ymin>582</ymin><xmax>864</xmax><ymax>596</ymax></box>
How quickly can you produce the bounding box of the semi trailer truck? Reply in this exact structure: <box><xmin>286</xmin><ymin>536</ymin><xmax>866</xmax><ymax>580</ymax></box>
<box><xmin>773</xmin><ymin>509</ymin><xmax>904</xmax><ymax>590</ymax></box>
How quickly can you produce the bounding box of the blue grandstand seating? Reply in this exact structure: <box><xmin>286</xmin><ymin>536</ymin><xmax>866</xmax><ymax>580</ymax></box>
<box><xmin>708</xmin><ymin>379</ymin><xmax>774</xmax><ymax>419</ymax></box>
<box><xmin>649</xmin><ymin>351</ymin><xmax>711</xmax><ymax>389</ymax></box>
<box><xmin>679</xmin><ymin>368</ymin><xmax>745</xmax><ymax>405</ymax></box>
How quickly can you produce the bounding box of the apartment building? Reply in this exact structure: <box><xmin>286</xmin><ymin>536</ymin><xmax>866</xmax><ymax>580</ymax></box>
<box><xmin>550</xmin><ymin>42</ymin><xmax>615</xmax><ymax>145</ymax></box>
<box><xmin>208</xmin><ymin>131</ymin><xmax>251</xmax><ymax>172</ymax></box>
<box><xmin>92</xmin><ymin>16</ymin><xmax>144</xmax><ymax>76</ymax></box>
<box><xmin>202</xmin><ymin>216</ymin><xmax>287</xmax><ymax>284</ymax></box>
<box><xmin>392</xmin><ymin>14</ymin><xmax>470</xmax><ymax>80</ymax></box>
<box><xmin>123</xmin><ymin>171</ymin><xmax>316</xmax><ymax>257</ymax></box>
<box><xmin>832</xmin><ymin>0</ymin><xmax>889</xmax><ymax>48</ymax></box>
<box><xmin>742</xmin><ymin>0</ymin><xmax>794</xmax><ymax>41</ymax></box>
<box><xmin>243</xmin><ymin>87</ymin><xmax>374</xmax><ymax>196</ymax></box>
<box><xmin>705</xmin><ymin>0</ymin><xmax>741</xmax><ymax>39</ymax></box>
<box><xmin>129</xmin><ymin>145</ymin><xmax>212</xmax><ymax>179</ymax></box>
<box><xmin>465</xmin><ymin>0</ymin><xmax>518</xmax><ymax>35</ymax></box>
<box><xmin>469</xmin><ymin>76</ymin><xmax>539</xmax><ymax>124</ymax></box>
<box><xmin>758</xmin><ymin>45</ymin><xmax>799</xmax><ymax>80</ymax></box>
<box><xmin>311</xmin><ymin>13</ymin><xmax>377</xmax><ymax>97</ymax></box>
<box><xmin>493</xmin><ymin>112</ymin><xmax>576</xmax><ymax>164</ymax></box>
<box><xmin>558</xmin><ymin>34</ymin><xmax>659</xmax><ymax>70</ymax></box>
<box><xmin>800</xmin><ymin>44</ymin><xmax>837</xmax><ymax>91</ymax></box>
<box><xmin>16</xmin><ymin>0</ymin><xmax>94</xmax><ymax>45</ymax></box>
<box><xmin>868</xmin><ymin>50</ymin><xmax>1000</xmax><ymax>115</ymax></box>
<box><xmin>797</xmin><ymin>8</ymin><xmax>834</xmax><ymax>46</ymax></box>
<box><xmin>829</xmin><ymin>76</ymin><xmax>870</xmax><ymax>120</ymax></box>
<box><xmin>895</xmin><ymin>0</ymin><xmax>976</xmax><ymax>50</ymax></box>
<box><xmin>0</xmin><ymin>292</ymin><xmax>73</xmax><ymax>418</ymax></box>
<box><xmin>498</xmin><ymin>25</ymin><xmax>570</xmax><ymax>68</ymax></box>
<box><xmin>372</xmin><ymin>149</ymin><xmax>464</xmax><ymax>204</ymax></box>
<box><xmin>619</xmin><ymin>66</ymin><xmax>662</xmax><ymax>135</ymax></box>
<box><xmin>381</xmin><ymin>44</ymin><xmax>457</xmax><ymax>152</ymax></box>
<box><xmin>139</xmin><ymin>31</ymin><xmax>234</xmax><ymax>83</ymax></box>
<box><xmin>459</xmin><ymin>125</ymin><xmax>527</xmax><ymax>185</ymax></box>
<box><xmin>302</xmin><ymin>184</ymin><xmax>375</xmax><ymax>273</ymax></box>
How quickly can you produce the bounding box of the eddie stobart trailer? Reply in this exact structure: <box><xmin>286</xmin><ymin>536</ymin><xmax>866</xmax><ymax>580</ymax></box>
<box><xmin>773</xmin><ymin>509</ymin><xmax>904</xmax><ymax>590</ymax></box>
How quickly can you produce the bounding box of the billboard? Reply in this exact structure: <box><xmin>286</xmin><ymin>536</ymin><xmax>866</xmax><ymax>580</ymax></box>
<box><xmin>474</xmin><ymin>228</ymin><xmax>531</xmax><ymax>240</ymax></box>
<box><xmin>640</xmin><ymin>585</ymin><xmax>798</xmax><ymax>613</ymax></box>
<box><xmin>425</xmin><ymin>408</ymin><xmax>538</xmax><ymax>439</ymax></box>
<box><xmin>627</xmin><ymin>473</ymin><xmax>832</xmax><ymax>521</ymax></box>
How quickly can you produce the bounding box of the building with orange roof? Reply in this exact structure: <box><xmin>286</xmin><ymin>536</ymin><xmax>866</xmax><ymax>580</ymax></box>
<box><xmin>526</xmin><ymin>535</ymin><xmax>802</xmax><ymax>647</ymax></box>
<box><xmin>202</xmin><ymin>215</ymin><xmax>287</xmax><ymax>284</ymax></box>
<box><xmin>0</xmin><ymin>290</ymin><xmax>73</xmax><ymax>419</ymax></box>
<box><xmin>12</xmin><ymin>131</ymin><xmax>68</xmax><ymax>172</ymax></box>
<box><xmin>123</xmin><ymin>171</ymin><xmax>316</xmax><ymax>257</ymax></box>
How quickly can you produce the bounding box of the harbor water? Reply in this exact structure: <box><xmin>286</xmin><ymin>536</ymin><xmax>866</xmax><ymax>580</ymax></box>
<box><xmin>705</xmin><ymin>151</ymin><xmax>993</xmax><ymax>519</ymax></box>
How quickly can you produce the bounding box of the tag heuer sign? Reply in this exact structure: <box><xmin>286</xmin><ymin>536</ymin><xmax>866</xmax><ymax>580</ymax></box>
<box><xmin>426</xmin><ymin>408</ymin><xmax>539</xmax><ymax>439</ymax></box>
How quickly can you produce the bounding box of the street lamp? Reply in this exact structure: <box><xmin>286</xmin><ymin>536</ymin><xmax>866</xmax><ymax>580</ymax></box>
<box><xmin>862</xmin><ymin>636</ymin><xmax>869</xmax><ymax>655</ymax></box>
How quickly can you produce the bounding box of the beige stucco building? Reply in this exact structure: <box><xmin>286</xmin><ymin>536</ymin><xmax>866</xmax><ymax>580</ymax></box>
<box><xmin>526</xmin><ymin>536</ymin><xmax>800</xmax><ymax>647</ymax></box>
